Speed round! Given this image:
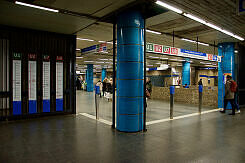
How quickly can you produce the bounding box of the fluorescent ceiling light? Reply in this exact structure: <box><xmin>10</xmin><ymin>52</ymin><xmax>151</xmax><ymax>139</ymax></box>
<box><xmin>170</xmin><ymin>59</ymin><xmax>178</xmax><ymax>61</ymax></box>
<box><xmin>183</xmin><ymin>13</ymin><xmax>206</xmax><ymax>24</ymax></box>
<box><xmin>77</xmin><ymin>38</ymin><xmax>94</xmax><ymax>42</ymax></box>
<box><xmin>156</xmin><ymin>1</ymin><xmax>183</xmax><ymax>14</ymax></box>
<box><xmin>149</xmin><ymin>56</ymin><xmax>159</xmax><ymax>58</ymax></box>
<box><xmin>183</xmin><ymin>13</ymin><xmax>244</xmax><ymax>41</ymax></box>
<box><xmin>205</xmin><ymin>23</ymin><xmax>222</xmax><ymax>31</ymax></box>
<box><xmin>84</xmin><ymin>61</ymin><xmax>94</xmax><ymax>63</ymax></box>
<box><xmin>146</xmin><ymin>29</ymin><xmax>161</xmax><ymax>35</ymax></box>
<box><xmin>15</xmin><ymin>1</ymin><xmax>59</xmax><ymax>12</ymax></box>
<box><xmin>181</xmin><ymin>38</ymin><xmax>196</xmax><ymax>43</ymax></box>
<box><xmin>155</xmin><ymin>63</ymin><xmax>162</xmax><ymax>64</ymax></box>
<box><xmin>107</xmin><ymin>42</ymin><xmax>113</xmax><ymax>44</ymax></box>
<box><xmin>98</xmin><ymin>41</ymin><xmax>106</xmax><ymax>43</ymax></box>
<box><xmin>76</xmin><ymin>49</ymin><xmax>80</xmax><ymax>51</ymax></box>
<box><xmin>76</xmin><ymin>56</ymin><xmax>83</xmax><ymax>58</ymax></box>
<box><xmin>147</xmin><ymin>65</ymin><xmax>153</xmax><ymax>67</ymax></box>
<box><xmin>99</xmin><ymin>59</ymin><xmax>108</xmax><ymax>61</ymax></box>
<box><xmin>96</xmin><ymin>62</ymin><xmax>104</xmax><ymax>64</ymax></box>
<box><xmin>161</xmin><ymin>57</ymin><xmax>168</xmax><ymax>60</ymax></box>
<box><xmin>198</xmin><ymin>42</ymin><xmax>209</xmax><ymax>46</ymax></box>
<box><xmin>181</xmin><ymin>38</ymin><xmax>209</xmax><ymax>46</ymax></box>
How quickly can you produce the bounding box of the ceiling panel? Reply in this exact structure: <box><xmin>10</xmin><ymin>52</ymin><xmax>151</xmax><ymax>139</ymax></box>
<box><xmin>34</xmin><ymin>0</ymin><xmax>135</xmax><ymax>17</ymax></box>
<box><xmin>0</xmin><ymin>0</ymin><xmax>95</xmax><ymax>34</ymax></box>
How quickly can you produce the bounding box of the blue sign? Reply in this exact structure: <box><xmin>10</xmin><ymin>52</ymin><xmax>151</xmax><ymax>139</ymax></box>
<box><xmin>181</xmin><ymin>49</ymin><xmax>206</xmax><ymax>57</ymax></box>
<box><xmin>81</xmin><ymin>45</ymin><xmax>97</xmax><ymax>53</ymax></box>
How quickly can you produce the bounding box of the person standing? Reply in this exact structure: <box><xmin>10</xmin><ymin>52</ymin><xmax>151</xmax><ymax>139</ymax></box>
<box><xmin>198</xmin><ymin>79</ymin><xmax>203</xmax><ymax>86</ymax></box>
<box><xmin>96</xmin><ymin>80</ymin><xmax>102</xmax><ymax>97</ymax></box>
<box><xmin>102</xmin><ymin>78</ymin><xmax>107</xmax><ymax>97</ymax></box>
<box><xmin>220</xmin><ymin>75</ymin><xmax>236</xmax><ymax>115</ymax></box>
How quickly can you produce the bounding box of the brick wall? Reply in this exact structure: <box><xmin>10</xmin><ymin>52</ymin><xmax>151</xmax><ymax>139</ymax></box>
<box><xmin>151</xmin><ymin>86</ymin><xmax>218</xmax><ymax>108</ymax></box>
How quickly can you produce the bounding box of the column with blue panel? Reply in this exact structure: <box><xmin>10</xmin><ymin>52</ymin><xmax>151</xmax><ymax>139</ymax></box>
<box><xmin>28</xmin><ymin>54</ymin><xmax>37</xmax><ymax>114</ymax></box>
<box><xmin>86</xmin><ymin>64</ymin><xmax>93</xmax><ymax>92</ymax></box>
<box><xmin>218</xmin><ymin>43</ymin><xmax>235</xmax><ymax>109</ymax></box>
<box><xmin>43</xmin><ymin>55</ymin><xmax>50</xmax><ymax>112</ymax></box>
<box><xmin>182</xmin><ymin>59</ymin><xmax>190</xmax><ymax>86</ymax></box>
<box><xmin>12</xmin><ymin>53</ymin><xmax>22</xmax><ymax>115</ymax></box>
<box><xmin>101</xmin><ymin>68</ymin><xmax>106</xmax><ymax>82</ymax></box>
<box><xmin>56</xmin><ymin>56</ymin><xmax>63</xmax><ymax>111</ymax></box>
<box><xmin>116</xmin><ymin>11</ymin><xmax>144</xmax><ymax>132</ymax></box>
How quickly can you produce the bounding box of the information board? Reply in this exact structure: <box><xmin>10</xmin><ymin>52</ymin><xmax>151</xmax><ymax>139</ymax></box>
<box><xmin>43</xmin><ymin>55</ymin><xmax>50</xmax><ymax>112</ymax></box>
<box><xmin>28</xmin><ymin>54</ymin><xmax>37</xmax><ymax>114</ymax></box>
<box><xmin>56</xmin><ymin>56</ymin><xmax>63</xmax><ymax>111</ymax></box>
<box><xmin>12</xmin><ymin>53</ymin><xmax>22</xmax><ymax>115</ymax></box>
<box><xmin>146</xmin><ymin>43</ymin><xmax>221</xmax><ymax>62</ymax></box>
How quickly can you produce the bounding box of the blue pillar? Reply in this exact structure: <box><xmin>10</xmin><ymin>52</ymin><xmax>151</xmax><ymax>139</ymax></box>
<box><xmin>101</xmin><ymin>68</ymin><xmax>106</xmax><ymax>82</ymax></box>
<box><xmin>116</xmin><ymin>11</ymin><xmax>144</xmax><ymax>132</ymax></box>
<box><xmin>87</xmin><ymin>64</ymin><xmax>93</xmax><ymax>92</ymax></box>
<box><xmin>182</xmin><ymin>60</ymin><xmax>190</xmax><ymax>86</ymax></box>
<box><xmin>218</xmin><ymin>43</ymin><xmax>235</xmax><ymax>109</ymax></box>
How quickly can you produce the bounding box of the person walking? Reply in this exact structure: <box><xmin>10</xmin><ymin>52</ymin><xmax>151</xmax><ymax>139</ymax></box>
<box><xmin>220</xmin><ymin>75</ymin><xmax>236</xmax><ymax>115</ymax></box>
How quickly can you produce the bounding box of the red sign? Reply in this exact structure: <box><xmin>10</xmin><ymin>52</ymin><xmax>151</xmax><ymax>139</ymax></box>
<box><xmin>208</xmin><ymin>54</ymin><xmax>213</xmax><ymax>60</ymax></box>
<box><xmin>154</xmin><ymin>45</ymin><xmax>163</xmax><ymax>53</ymax></box>
<box><xmin>171</xmin><ymin>48</ymin><xmax>178</xmax><ymax>55</ymax></box>
<box><xmin>28</xmin><ymin>54</ymin><xmax>37</xmax><ymax>60</ymax></box>
<box><xmin>56</xmin><ymin>56</ymin><xmax>63</xmax><ymax>61</ymax></box>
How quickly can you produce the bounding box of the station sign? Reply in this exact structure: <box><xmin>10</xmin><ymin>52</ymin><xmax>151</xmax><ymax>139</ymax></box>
<box><xmin>81</xmin><ymin>43</ymin><xmax>107</xmax><ymax>54</ymax></box>
<box><xmin>146</xmin><ymin>43</ymin><xmax>221</xmax><ymax>62</ymax></box>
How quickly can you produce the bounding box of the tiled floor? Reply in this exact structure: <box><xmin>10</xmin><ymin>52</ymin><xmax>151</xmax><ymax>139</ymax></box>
<box><xmin>76</xmin><ymin>90</ymin><xmax>214</xmax><ymax>122</ymax></box>
<box><xmin>0</xmin><ymin>90</ymin><xmax>244</xmax><ymax>162</ymax></box>
<box><xmin>0</xmin><ymin>107</ymin><xmax>244</xmax><ymax>162</ymax></box>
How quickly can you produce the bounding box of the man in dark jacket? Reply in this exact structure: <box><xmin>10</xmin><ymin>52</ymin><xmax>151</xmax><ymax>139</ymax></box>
<box><xmin>220</xmin><ymin>75</ymin><xmax>235</xmax><ymax>115</ymax></box>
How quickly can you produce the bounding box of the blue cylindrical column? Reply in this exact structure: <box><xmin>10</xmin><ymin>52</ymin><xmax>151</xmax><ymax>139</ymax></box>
<box><xmin>101</xmin><ymin>68</ymin><xmax>106</xmax><ymax>82</ymax></box>
<box><xmin>218</xmin><ymin>43</ymin><xmax>235</xmax><ymax>109</ymax></box>
<box><xmin>87</xmin><ymin>64</ymin><xmax>93</xmax><ymax>92</ymax></box>
<box><xmin>116</xmin><ymin>11</ymin><xmax>144</xmax><ymax>132</ymax></box>
<box><xmin>182</xmin><ymin>60</ymin><xmax>190</xmax><ymax>86</ymax></box>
